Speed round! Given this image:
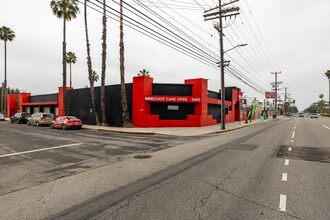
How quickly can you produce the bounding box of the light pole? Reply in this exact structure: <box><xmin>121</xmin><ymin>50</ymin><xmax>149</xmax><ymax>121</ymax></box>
<box><xmin>219</xmin><ymin>43</ymin><xmax>247</xmax><ymax>130</ymax></box>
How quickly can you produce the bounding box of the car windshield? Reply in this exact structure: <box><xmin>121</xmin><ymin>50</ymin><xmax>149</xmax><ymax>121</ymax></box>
<box><xmin>43</xmin><ymin>113</ymin><xmax>54</xmax><ymax>118</ymax></box>
<box><xmin>22</xmin><ymin>113</ymin><xmax>31</xmax><ymax>117</ymax></box>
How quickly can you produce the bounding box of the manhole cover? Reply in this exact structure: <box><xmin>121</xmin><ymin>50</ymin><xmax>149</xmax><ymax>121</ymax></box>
<box><xmin>134</xmin><ymin>155</ymin><xmax>152</xmax><ymax>159</ymax></box>
<box><xmin>276</xmin><ymin>145</ymin><xmax>330</xmax><ymax>163</ymax></box>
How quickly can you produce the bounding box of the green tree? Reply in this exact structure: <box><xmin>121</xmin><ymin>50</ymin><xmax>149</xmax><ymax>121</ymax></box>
<box><xmin>100</xmin><ymin>0</ymin><xmax>108</xmax><ymax>126</ymax></box>
<box><xmin>66</xmin><ymin>51</ymin><xmax>77</xmax><ymax>87</ymax></box>
<box><xmin>84</xmin><ymin>0</ymin><xmax>101</xmax><ymax>125</ymax></box>
<box><xmin>0</xmin><ymin>26</ymin><xmax>15</xmax><ymax>115</ymax></box>
<box><xmin>119</xmin><ymin>0</ymin><xmax>132</xmax><ymax>127</ymax></box>
<box><xmin>50</xmin><ymin>0</ymin><xmax>79</xmax><ymax>115</ymax></box>
<box><xmin>325</xmin><ymin>70</ymin><xmax>330</xmax><ymax>113</ymax></box>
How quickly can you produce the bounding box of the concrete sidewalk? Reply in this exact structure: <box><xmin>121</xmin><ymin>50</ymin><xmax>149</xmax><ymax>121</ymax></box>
<box><xmin>83</xmin><ymin>117</ymin><xmax>276</xmax><ymax>136</ymax></box>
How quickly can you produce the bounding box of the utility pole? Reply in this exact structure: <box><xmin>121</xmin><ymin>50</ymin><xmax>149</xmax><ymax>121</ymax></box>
<box><xmin>0</xmin><ymin>82</ymin><xmax>3</xmax><ymax>114</ymax></box>
<box><xmin>284</xmin><ymin>87</ymin><xmax>289</xmax><ymax>115</ymax></box>
<box><xmin>204</xmin><ymin>0</ymin><xmax>240</xmax><ymax>130</ymax></box>
<box><xmin>271</xmin><ymin>71</ymin><xmax>281</xmax><ymax>118</ymax></box>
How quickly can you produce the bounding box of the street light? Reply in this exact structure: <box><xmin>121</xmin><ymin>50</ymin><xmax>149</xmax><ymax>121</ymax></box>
<box><xmin>224</xmin><ymin>44</ymin><xmax>248</xmax><ymax>54</ymax></box>
<box><xmin>219</xmin><ymin>43</ymin><xmax>247</xmax><ymax>130</ymax></box>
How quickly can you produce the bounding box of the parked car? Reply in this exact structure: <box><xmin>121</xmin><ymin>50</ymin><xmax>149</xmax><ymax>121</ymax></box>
<box><xmin>51</xmin><ymin>116</ymin><xmax>83</xmax><ymax>130</ymax></box>
<box><xmin>10</xmin><ymin>112</ymin><xmax>31</xmax><ymax>124</ymax></box>
<box><xmin>298</xmin><ymin>113</ymin><xmax>304</xmax><ymax>117</ymax></box>
<box><xmin>310</xmin><ymin>113</ymin><xmax>318</xmax><ymax>119</ymax></box>
<box><xmin>27</xmin><ymin>112</ymin><xmax>54</xmax><ymax>126</ymax></box>
<box><xmin>0</xmin><ymin>113</ymin><xmax>5</xmax><ymax>121</ymax></box>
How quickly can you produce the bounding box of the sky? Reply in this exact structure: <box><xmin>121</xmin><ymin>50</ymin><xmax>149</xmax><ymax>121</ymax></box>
<box><xmin>0</xmin><ymin>0</ymin><xmax>329</xmax><ymax>112</ymax></box>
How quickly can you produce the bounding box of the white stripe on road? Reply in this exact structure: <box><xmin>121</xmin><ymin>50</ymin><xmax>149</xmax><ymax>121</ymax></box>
<box><xmin>291</xmin><ymin>140</ymin><xmax>294</xmax><ymax>143</ymax></box>
<box><xmin>285</xmin><ymin>159</ymin><xmax>290</xmax><ymax>166</ymax></box>
<box><xmin>282</xmin><ymin>173</ymin><xmax>288</xmax><ymax>181</ymax></box>
<box><xmin>294</xmin><ymin>127</ymin><xmax>296</xmax><ymax>130</ymax></box>
<box><xmin>0</xmin><ymin>143</ymin><xmax>83</xmax><ymax>158</ymax></box>
<box><xmin>279</xmin><ymin>194</ymin><xmax>287</xmax><ymax>211</ymax></box>
<box><xmin>291</xmin><ymin>131</ymin><xmax>295</xmax><ymax>139</ymax></box>
<box><xmin>288</xmin><ymin>147</ymin><xmax>292</xmax><ymax>151</ymax></box>
<box><xmin>322</xmin><ymin>125</ymin><xmax>330</xmax><ymax>130</ymax></box>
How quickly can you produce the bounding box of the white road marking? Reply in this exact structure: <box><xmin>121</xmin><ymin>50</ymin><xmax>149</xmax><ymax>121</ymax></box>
<box><xmin>285</xmin><ymin>159</ymin><xmax>290</xmax><ymax>166</ymax></box>
<box><xmin>294</xmin><ymin>127</ymin><xmax>296</xmax><ymax>130</ymax></box>
<box><xmin>291</xmin><ymin>131</ymin><xmax>295</xmax><ymax>139</ymax></box>
<box><xmin>0</xmin><ymin>143</ymin><xmax>83</xmax><ymax>158</ymax></box>
<box><xmin>322</xmin><ymin>125</ymin><xmax>330</xmax><ymax>130</ymax></box>
<box><xmin>282</xmin><ymin>173</ymin><xmax>288</xmax><ymax>181</ymax></box>
<box><xmin>291</xmin><ymin>140</ymin><xmax>294</xmax><ymax>143</ymax></box>
<box><xmin>279</xmin><ymin>194</ymin><xmax>287</xmax><ymax>211</ymax></box>
<box><xmin>288</xmin><ymin>147</ymin><xmax>292</xmax><ymax>151</ymax></box>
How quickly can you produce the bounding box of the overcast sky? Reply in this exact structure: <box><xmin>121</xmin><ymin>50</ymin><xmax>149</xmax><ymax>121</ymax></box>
<box><xmin>0</xmin><ymin>0</ymin><xmax>329</xmax><ymax>111</ymax></box>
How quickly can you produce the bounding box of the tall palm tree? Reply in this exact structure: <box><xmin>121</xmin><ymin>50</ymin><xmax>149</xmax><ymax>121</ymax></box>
<box><xmin>100</xmin><ymin>0</ymin><xmax>108</xmax><ymax>126</ymax></box>
<box><xmin>325</xmin><ymin>70</ymin><xmax>330</xmax><ymax>113</ymax></box>
<box><xmin>119</xmin><ymin>0</ymin><xmax>132</xmax><ymax>127</ymax></box>
<box><xmin>50</xmin><ymin>0</ymin><xmax>79</xmax><ymax>115</ymax></box>
<box><xmin>0</xmin><ymin>26</ymin><xmax>15</xmax><ymax>115</ymax></box>
<box><xmin>84</xmin><ymin>0</ymin><xmax>101</xmax><ymax>125</ymax></box>
<box><xmin>319</xmin><ymin>94</ymin><xmax>324</xmax><ymax>113</ymax></box>
<box><xmin>66</xmin><ymin>51</ymin><xmax>77</xmax><ymax>87</ymax></box>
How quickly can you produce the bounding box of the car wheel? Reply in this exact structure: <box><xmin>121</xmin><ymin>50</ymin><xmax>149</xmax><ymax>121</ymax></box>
<box><xmin>36</xmin><ymin>121</ymin><xmax>40</xmax><ymax>127</ymax></box>
<box><xmin>27</xmin><ymin>121</ymin><xmax>31</xmax><ymax>126</ymax></box>
<box><xmin>10</xmin><ymin>119</ymin><xmax>13</xmax><ymax>123</ymax></box>
<box><xmin>51</xmin><ymin>123</ymin><xmax>54</xmax><ymax>129</ymax></box>
<box><xmin>62</xmin><ymin>124</ymin><xmax>66</xmax><ymax>130</ymax></box>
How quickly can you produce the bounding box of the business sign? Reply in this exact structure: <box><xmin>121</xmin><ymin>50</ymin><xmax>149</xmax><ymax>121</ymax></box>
<box><xmin>265</xmin><ymin>92</ymin><xmax>276</xmax><ymax>99</ymax></box>
<box><xmin>168</xmin><ymin>105</ymin><xmax>179</xmax><ymax>110</ymax></box>
<box><xmin>145</xmin><ymin>96</ymin><xmax>201</xmax><ymax>103</ymax></box>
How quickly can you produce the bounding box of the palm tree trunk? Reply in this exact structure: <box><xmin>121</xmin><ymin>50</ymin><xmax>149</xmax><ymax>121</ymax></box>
<box><xmin>3</xmin><ymin>41</ymin><xmax>7</xmax><ymax>115</ymax></box>
<box><xmin>101</xmin><ymin>0</ymin><xmax>107</xmax><ymax>126</ymax></box>
<box><xmin>329</xmin><ymin>78</ymin><xmax>330</xmax><ymax>113</ymax></box>
<box><xmin>69</xmin><ymin>63</ymin><xmax>72</xmax><ymax>87</ymax></box>
<box><xmin>119</xmin><ymin>0</ymin><xmax>132</xmax><ymax>127</ymax></box>
<box><xmin>84</xmin><ymin>0</ymin><xmax>100</xmax><ymax>125</ymax></box>
<box><xmin>63</xmin><ymin>18</ymin><xmax>67</xmax><ymax>115</ymax></box>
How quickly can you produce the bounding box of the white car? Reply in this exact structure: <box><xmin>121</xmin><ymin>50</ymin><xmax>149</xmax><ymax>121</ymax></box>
<box><xmin>0</xmin><ymin>113</ymin><xmax>5</xmax><ymax>121</ymax></box>
<box><xmin>310</xmin><ymin>113</ymin><xmax>318</xmax><ymax>119</ymax></box>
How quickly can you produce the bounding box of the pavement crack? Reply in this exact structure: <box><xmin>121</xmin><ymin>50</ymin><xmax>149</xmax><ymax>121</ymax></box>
<box><xmin>192</xmin><ymin>163</ymin><xmax>247</xmax><ymax>219</ymax></box>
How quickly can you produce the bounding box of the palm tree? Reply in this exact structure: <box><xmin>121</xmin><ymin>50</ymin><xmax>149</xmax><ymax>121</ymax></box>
<box><xmin>119</xmin><ymin>0</ymin><xmax>132</xmax><ymax>127</ymax></box>
<box><xmin>50</xmin><ymin>0</ymin><xmax>79</xmax><ymax>115</ymax></box>
<box><xmin>138</xmin><ymin>69</ymin><xmax>150</xmax><ymax>76</ymax></box>
<box><xmin>66</xmin><ymin>51</ymin><xmax>77</xmax><ymax>87</ymax></box>
<box><xmin>0</xmin><ymin>26</ymin><xmax>15</xmax><ymax>115</ymax></box>
<box><xmin>100</xmin><ymin>0</ymin><xmax>108</xmax><ymax>126</ymax></box>
<box><xmin>325</xmin><ymin>70</ymin><xmax>330</xmax><ymax>113</ymax></box>
<box><xmin>319</xmin><ymin>94</ymin><xmax>324</xmax><ymax>113</ymax></box>
<box><xmin>84</xmin><ymin>0</ymin><xmax>101</xmax><ymax>125</ymax></box>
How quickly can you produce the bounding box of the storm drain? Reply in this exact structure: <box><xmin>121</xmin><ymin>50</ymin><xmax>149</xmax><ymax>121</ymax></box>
<box><xmin>134</xmin><ymin>155</ymin><xmax>152</xmax><ymax>159</ymax></box>
<box><xmin>276</xmin><ymin>145</ymin><xmax>330</xmax><ymax>163</ymax></box>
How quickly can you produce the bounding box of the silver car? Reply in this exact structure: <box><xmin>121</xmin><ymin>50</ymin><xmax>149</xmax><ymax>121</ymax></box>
<box><xmin>0</xmin><ymin>113</ymin><xmax>5</xmax><ymax>121</ymax></box>
<box><xmin>27</xmin><ymin>112</ymin><xmax>54</xmax><ymax>126</ymax></box>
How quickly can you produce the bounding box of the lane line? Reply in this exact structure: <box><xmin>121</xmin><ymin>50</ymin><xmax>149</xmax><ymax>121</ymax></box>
<box><xmin>285</xmin><ymin>159</ymin><xmax>290</xmax><ymax>166</ymax></box>
<box><xmin>279</xmin><ymin>194</ymin><xmax>287</xmax><ymax>211</ymax></box>
<box><xmin>322</xmin><ymin>125</ymin><xmax>330</xmax><ymax>130</ymax></box>
<box><xmin>288</xmin><ymin>147</ymin><xmax>292</xmax><ymax>152</ymax></box>
<box><xmin>291</xmin><ymin>131</ymin><xmax>295</xmax><ymax>139</ymax></box>
<box><xmin>291</xmin><ymin>140</ymin><xmax>294</xmax><ymax>143</ymax></box>
<box><xmin>282</xmin><ymin>173</ymin><xmax>288</xmax><ymax>181</ymax></box>
<box><xmin>294</xmin><ymin>127</ymin><xmax>296</xmax><ymax>130</ymax></box>
<box><xmin>0</xmin><ymin>143</ymin><xmax>83</xmax><ymax>158</ymax></box>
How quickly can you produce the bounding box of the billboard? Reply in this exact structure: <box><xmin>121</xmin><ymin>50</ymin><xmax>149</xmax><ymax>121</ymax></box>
<box><xmin>265</xmin><ymin>91</ymin><xmax>276</xmax><ymax>99</ymax></box>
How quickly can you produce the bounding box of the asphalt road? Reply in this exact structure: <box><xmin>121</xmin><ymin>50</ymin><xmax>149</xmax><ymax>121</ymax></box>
<box><xmin>0</xmin><ymin>121</ymin><xmax>203</xmax><ymax>196</ymax></box>
<box><xmin>59</xmin><ymin>116</ymin><xmax>330</xmax><ymax>220</ymax></box>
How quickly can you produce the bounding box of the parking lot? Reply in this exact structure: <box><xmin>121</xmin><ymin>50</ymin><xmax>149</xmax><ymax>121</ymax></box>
<box><xmin>0</xmin><ymin>120</ymin><xmax>203</xmax><ymax>196</ymax></box>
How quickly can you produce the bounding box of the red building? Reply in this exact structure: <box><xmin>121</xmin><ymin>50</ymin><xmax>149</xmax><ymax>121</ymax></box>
<box><xmin>7</xmin><ymin>77</ymin><xmax>244</xmax><ymax>127</ymax></box>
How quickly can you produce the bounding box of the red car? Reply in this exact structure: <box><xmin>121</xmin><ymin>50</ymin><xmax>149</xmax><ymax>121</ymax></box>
<box><xmin>51</xmin><ymin>116</ymin><xmax>83</xmax><ymax>130</ymax></box>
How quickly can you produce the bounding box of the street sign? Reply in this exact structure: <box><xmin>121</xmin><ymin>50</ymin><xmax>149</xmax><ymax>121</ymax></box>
<box><xmin>272</xmin><ymin>84</ymin><xmax>279</xmax><ymax>88</ymax></box>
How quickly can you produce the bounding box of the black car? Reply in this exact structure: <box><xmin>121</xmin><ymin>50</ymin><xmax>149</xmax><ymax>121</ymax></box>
<box><xmin>10</xmin><ymin>112</ymin><xmax>31</xmax><ymax>124</ymax></box>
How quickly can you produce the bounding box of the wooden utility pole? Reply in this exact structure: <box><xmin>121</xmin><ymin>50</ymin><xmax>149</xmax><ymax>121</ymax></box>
<box><xmin>271</xmin><ymin>71</ymin><xmax>281</xmax><ymax>118</ymax></box>
<box><xmin>204</xmin><ymin>1</ymin><xmax>240</xmax><ymax>130</ymax></box>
